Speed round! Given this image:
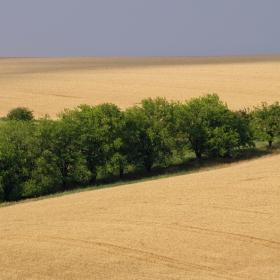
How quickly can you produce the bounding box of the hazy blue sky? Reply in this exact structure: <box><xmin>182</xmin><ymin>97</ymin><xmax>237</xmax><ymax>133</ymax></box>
<box><xmin>1</xmin><ymin>0</ymin><xmax>279</xmax><ymax>57</ymax></box>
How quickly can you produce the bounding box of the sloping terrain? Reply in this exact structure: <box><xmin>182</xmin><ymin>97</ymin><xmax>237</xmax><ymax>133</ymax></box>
<box><xmin>1</xmin><ymin>55</ymin><xmax>280</xmax><ymax>118</ymax></box>
<box><xmin>0</xmin><ymin>154</ymin><xmax>279</xmax><ymax>279</ymax></box>
<box><xmin>1</xmin><ymin>55</ymin><xmax>280</xmax><ymax>279</ymax></box>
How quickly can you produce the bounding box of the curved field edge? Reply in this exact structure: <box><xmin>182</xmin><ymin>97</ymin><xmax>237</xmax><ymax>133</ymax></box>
<box><xmin>1</xmin><ymin>143</ymin><xmax>279</xmax><ymax>209</ymax></box>
<box><xmin>0</xmin><ymin>152</ymin><xmax>279</xmax><ymax>279</ymax></box>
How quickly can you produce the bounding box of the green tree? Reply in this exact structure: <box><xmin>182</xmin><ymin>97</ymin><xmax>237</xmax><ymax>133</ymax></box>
<box><xmin>125</xmin><ymin>108</ymin><xmax>155</xmax><ymax>172</ymax></box>
<box><xmin>235</xmin><ymin>108</ymin><xmax>252</xmax><ymax>126</ymax></box>
<box><xmin>205</xmin><ymin>109</ymin><xmax>254</xmax><ymax>157</ymax></box>
<box><xmin>60</xmin><ymin>103</ymin><xmax>125</xmax><ymax>183</ymax></box>
<box><xmin>6</xmin><ymin>107</ymin><xmax>34</xmax><ymax>121</ymax></box>
<box><xmin>250</xmin><ymin>101</ymin><xmax>280</xmax><ymax>147</ymax></box>
<box><xmin>34</xmin><ymin>117</ymin><xmax>90</xmax><ymax>191</ymax></box>
<box><xmin>175</xmin><ymin>94</ymin><xmax>222</xmax><ymax>158</ymax></box>
<box><xmin>94</xmin><ymin>103</ymin><xmax>127</xmax><ymax>179</ymax></box>
<box><xmin>105</xmin><ymin>124</ymin><xmax>130</xmax><ymax>179</ymax></box>
<box><xmin>175</xmin><ymin>94</ymin><xmax>254</xmax><ymax>159</ymax></box>
<box><xmin>23</xmin><ymin>150</ymin><xmax>62</xmax><ymax>198</ymax></box>
<box><xmin>125</xmin><ymin>97</ymin><xmax>176</xmax><ymax>172</ymax></box>
<box><xmin>0</xmin><ymin>121</ymin><xmax>36</xmax><ymax>201</ymax></box>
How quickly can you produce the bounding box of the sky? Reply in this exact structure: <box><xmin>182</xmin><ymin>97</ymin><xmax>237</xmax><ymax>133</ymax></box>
<box><xmin>1</xmin><ymin>0</ymin><xmax>280</xmax><ymax>57</ymax></box>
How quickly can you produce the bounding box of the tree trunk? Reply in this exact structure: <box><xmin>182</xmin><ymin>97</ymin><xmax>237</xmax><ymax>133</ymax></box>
<box><xmin>195</xmin><ymin>150</ymin><xmax>202</xmax><ymax>159</ymax></box>
<box><xmin>89</xmin><ymin>174</ymin><xmax>97</xmax><ymax>185</ymax></box>
<box><xmin>61</xmin><ymin>163</ymin><xmax>69</xmax><ymax>191</ymax></box>
<box><xmin>146</xmin><ymin>164</ymin><xmax>152</xmax><ymax>173</ymax></box>
<box><xmin>2</xmin><ymin>185</ymin><xmax>14</xmax><ymax>202</ymax></box>
<box><xmin>119</xmin><ymin>167</ymin><xmax>124</xmax><ymax>179</ymax></box>
<box><xmin>268</xmin><ymin>140</ymin><xmax>273</xmax><ymax>148</ymax></box>
<box><xmin>62</xmin><ymin>180</ymin><xmax>67</xmax><ymax>191</ymax></box>
<box><xmin>3</xmin><ymin>187</ymin><xmax>11</xmax><ymax>202</ymax></box>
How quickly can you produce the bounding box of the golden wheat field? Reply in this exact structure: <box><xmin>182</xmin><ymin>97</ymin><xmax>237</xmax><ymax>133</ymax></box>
<box><xmin>0</xmin><ymin>154</ymin><xmax>280</xmax><ymax>279</ymax></box>
<box><xmin>1</xmin><ymin>55</ymin><xmax>280</xmax><ymax>279</ymax></box>
<box><xmin>1</xmin><ymin>55</ymin><xmax>280</xmax><ymax>118</ymax></box>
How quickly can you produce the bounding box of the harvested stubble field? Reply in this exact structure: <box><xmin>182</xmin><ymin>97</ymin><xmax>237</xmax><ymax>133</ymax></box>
<box><xmin>0</xmin><ymin>154</ymin><xmax>280</xmax><ymax>279</ymax></box>
<box><xmin>1</xmin><ymin>55</ymin><xmax>280</xmax><ymax>279</ymax></box>
<box><xmin>1</xmin><ymin>55</ymin><xmax>280</xmax><ymax>118</ymax></box>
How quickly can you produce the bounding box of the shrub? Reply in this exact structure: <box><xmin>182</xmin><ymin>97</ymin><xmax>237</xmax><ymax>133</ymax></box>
<box><xmin>6</xmin><ymin>107</ymin><xmax>34</xmax><ymax>121</ymax></box>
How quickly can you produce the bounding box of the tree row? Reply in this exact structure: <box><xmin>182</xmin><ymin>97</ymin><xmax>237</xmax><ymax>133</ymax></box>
<box><xmin>1</xmin><ymin>93</ymin><xmax>280</xmax><ymax>201</ymax></box>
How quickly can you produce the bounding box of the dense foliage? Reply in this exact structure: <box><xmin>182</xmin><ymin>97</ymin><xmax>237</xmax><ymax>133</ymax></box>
<box><xmin>250</xmin><ymin>102</ymin><xmax>280</xmax><ymax>147</ymax></box>
<box><xmin>6</xmin><ymin>107</ymin><xmax>34</xmax><ymax>121</ymax></box>
<box><xmin>174</xmin><ymin>94</ymin><xmax>254</xmax><ymax>158</ymax></box>
<box><xmin>0</xmin><ymin>94</ymin><xmax>278</xmax><ymax>202</ymax></box>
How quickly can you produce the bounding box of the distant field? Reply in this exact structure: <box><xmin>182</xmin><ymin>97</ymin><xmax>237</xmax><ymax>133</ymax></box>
<box><xmin>0</xmin><ymin>154</ymin><xmax>279</xmax><ymax>279</ymax></box>
<box><xmin>1</xmin><ymin>55</ymin><xmax>280</xmax><ymax>118</ymax></box>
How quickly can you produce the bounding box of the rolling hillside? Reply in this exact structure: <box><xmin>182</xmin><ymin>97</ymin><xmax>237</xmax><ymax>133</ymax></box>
<box><xmin>0</xmin><ymin>154</ymin><xmax>279</xmax><ymax>279</ymax></box>
<box><xmin>1</xmin><ymin>55</ymin><xmax>280</xmax><ymax>279</ymax></box>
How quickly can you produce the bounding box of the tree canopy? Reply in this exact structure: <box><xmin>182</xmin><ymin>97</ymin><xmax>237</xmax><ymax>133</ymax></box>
<box><xmin>175</xmin><ymin>94</ymin><xmax>254</xmax><ymax>158</ymax></box>
<box><xmin>0</xmin><ymin>121</ymin><xmax>36</xmax><ymax>201</ymax></box>
<box><xmin>250</xmin><ymin>102</ymin><xmax>280</xmax><ymax>147</ymax></box>
<box><xmin>0</xmin><ymin>95</ymin><xmax>278</xmax><ymax>202</ymax></box>
<box><xmin>6</xmin><ymin>107</ymin><xmax>34</xmax><ymax>121</ymax></box>
<box><xmin>125</xmin><ymin>97</ymin><xmax>175</xmax><ymax>172</ymax></box>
